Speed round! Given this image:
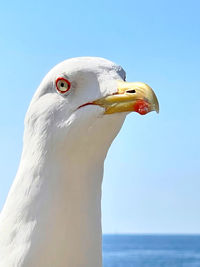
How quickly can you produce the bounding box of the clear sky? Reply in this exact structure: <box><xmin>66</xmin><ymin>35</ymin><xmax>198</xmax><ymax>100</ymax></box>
<box><xmin>0</xmin><ymin>0</ymin><xmax>199</xmax><ymax>234</ymax></box>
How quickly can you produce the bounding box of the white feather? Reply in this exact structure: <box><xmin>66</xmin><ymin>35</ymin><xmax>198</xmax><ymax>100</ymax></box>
<box><xmin>0</xmin><ymin>57</ymin><xmax>126</xmax><ymax>267</ymax></box>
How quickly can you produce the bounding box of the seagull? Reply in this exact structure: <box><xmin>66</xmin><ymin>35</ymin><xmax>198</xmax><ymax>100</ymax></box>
<box><xmin>0</xmin><ymin>57</ymin><xmax>159</xmax><ymax>267</ymax></box>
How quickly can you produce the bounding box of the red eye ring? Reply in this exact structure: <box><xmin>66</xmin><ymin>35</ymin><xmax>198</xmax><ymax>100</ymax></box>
<box><xmin>56</xmin><ymin>77</ymin><xmax>71</xmax><ymax>94</ymax></box>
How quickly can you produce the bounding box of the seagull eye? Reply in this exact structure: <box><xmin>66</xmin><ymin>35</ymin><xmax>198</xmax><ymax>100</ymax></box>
<box><xmin>56</xmin><ymin>77</ymin><xmax>71</xmax><ymax>94</ymax></box>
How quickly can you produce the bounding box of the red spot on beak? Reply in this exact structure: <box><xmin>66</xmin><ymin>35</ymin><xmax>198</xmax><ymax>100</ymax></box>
<box><xmin>134</xmin><ymin>100</ymin><xmax>150</xmax><ymax>115</ymax></box>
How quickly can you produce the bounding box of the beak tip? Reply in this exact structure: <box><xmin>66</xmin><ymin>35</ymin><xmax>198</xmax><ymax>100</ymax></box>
<box><xmin>150</xmin><ymin>100</ymin><xmax>159</xmax><ymax>114</ymax></box>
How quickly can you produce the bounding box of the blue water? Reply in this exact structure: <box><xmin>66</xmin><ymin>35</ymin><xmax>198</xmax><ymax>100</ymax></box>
<box><xmin>103</xmin><ymin>235</ymin><xmax>200</xmax><ymax>267</ymax></box>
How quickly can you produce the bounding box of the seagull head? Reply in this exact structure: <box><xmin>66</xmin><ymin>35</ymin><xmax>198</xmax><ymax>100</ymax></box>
<box><xmin>24</xmin><ymin>57</ymin><xmax>159</xmax><ymax>153</ymax></box>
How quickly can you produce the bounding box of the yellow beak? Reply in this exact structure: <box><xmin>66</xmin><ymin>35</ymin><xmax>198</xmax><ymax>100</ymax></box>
<box><xmin>93</xmin><ymin>81</ymin><xmax>159</xmax><ymax>115</ymax></box>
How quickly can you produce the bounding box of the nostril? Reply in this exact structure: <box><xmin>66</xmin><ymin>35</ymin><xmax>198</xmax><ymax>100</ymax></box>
<box><xmin>126</xmin><ymin>89</ymin><xmax>136</xmax><ymax>94</ymax></box>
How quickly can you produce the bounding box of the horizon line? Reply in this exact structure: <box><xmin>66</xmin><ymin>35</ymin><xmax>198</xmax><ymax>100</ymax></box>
<box><xmin>102</xmin><ymin>232</ymin><xmax>200</xmax><ymax>235</ymax></box>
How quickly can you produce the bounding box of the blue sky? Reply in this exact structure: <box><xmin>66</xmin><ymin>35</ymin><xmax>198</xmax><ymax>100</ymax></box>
<box><xmin>0</xmin><ymin>0</ymin><xmax>200</xmax><ymax>234</ymax></box>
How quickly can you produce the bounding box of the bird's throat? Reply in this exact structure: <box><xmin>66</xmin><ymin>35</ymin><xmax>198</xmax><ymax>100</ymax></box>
<box><xmin>0</xmin><ymin>113</ymin><xmax>126</xmax><ymax>267</ymax></box>
<box><xmin>0</xmin><ymin>138</ymin><xmax>106</xmax><ymax>267</ymax></box>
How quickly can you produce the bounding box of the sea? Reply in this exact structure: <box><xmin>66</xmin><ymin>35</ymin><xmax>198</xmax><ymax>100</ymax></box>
<box><xmin>103</xmin><ymin>234</ymin><xmax>200</xmax><ymax>267</ymax></box>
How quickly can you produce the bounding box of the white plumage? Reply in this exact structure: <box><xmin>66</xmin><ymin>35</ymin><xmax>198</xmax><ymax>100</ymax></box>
<box><xmin>0</xmin><ymin>57</ymin><xmax>158</xmax><ymax>267</ymax></box>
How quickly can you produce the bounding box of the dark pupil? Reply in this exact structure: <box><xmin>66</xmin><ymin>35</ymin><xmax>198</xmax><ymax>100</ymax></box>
<box><xmin>60</xmin><ymin>82</ymin><xmax>65</xmax><ymax>87</ymax></box>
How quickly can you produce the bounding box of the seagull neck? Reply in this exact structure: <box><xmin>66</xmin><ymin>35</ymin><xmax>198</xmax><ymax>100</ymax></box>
<box><xmin>1</xmin><ymin>112</ymin><xmax>126</xmax><ymax>267</ymax></box>
<box><xmin>3</xmin><ymin>136</ymin><xmax>106</xmax><ymax>267</ymax></box>
<box><xmin>50</xmin><ymin>147</ymin><xmax>104</xmax><ymax>267</ymax></box>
